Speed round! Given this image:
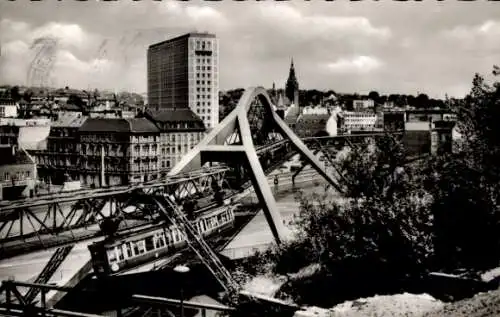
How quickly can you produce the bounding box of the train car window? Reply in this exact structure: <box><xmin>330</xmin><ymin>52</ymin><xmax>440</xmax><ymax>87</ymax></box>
<box><xmin>165</xmin><ymin>230</ymin><xmax>172</xmax><ymax>244</ymax></box>
<box><xmin>132</xmin><ymin>242</ymin><xmax>139</xmax><ymax>255</ymax></box>
<box><xmin>153</xmin><ymin>234</ymin><xmax>160</xmax><ymax>249</ymax></box>
<box><xmin>145</xmin><ymin>236</ymin><xmax>154</xmax><ymax>252</ymax></box>
<box><xmin>137</xmin><ymin>241</ymin><xmax>146</xmax><ymax>254</ymax></box>
<box><xmin>158</xmin><ymin>234</ymin><xmax>166</xmax><ymax>247</ymax></box>
<box><xmin>116</xmin><ymin>247</ymin><xmax>124</xmax><ymax>261</ymax></box>
<box><xmin>107</xmin><ymin>249</ymin><xmax>117</xmax><ymax>263</ymax></box>
<box><xmin>125</xmin><ymin>243</ymin><xmax>133</xmax><ymax>258</ymax></box>
<box><xmin>201</xmin><ymin>220</ymin><xmax>206</xmax><ymax>232</ymax></box>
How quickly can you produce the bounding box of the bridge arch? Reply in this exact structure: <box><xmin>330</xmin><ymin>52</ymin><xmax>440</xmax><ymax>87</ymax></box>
<box><xmin>169</xmin><ymin>87</ymin><xmax>341</xmax><ymax>244</ymax></box>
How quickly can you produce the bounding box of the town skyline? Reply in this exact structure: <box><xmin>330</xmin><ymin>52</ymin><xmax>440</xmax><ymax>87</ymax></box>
<box><xmin>1</xmin><ymin>1</ymin><xmax>500</xmax><ymax>99</ymax></box>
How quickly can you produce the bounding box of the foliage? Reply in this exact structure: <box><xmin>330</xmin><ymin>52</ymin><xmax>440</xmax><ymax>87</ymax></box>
<box><xmin>422</xmin><ymin>70</ymin><xmax>500</xmax><ymax>271</ymax></box>
<box><xmin>231</xmin><ymin>70</ymin><xmax>500</xmax><ymax>307</ymax></box>
<box><xmin>233</xmin><ymin>135</ymin><xmax>434</xmax><ymax>306</ymax></box>
<box><xmin>337</xmin><ymin>135</ymin><xmax>418</xmax><ymax>200</ymax></box>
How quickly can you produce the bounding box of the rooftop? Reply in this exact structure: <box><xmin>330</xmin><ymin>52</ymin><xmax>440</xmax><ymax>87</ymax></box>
<box><xmin>147</xmin><ymin>108</ymin><xmax>205</xmax><ymax>125</ymax></box>
<box><xmin>52</xmin><ymin>113</ymin><xmax>87</xmax><ymax>128</ymax></box>
<box><xmin>149</xmin><ymin>32</ymin><xmax>216</xmax><ymax>49</ymax></box>
<box><xmin>0</xmin><ymin>146</ymin><xmax>34</xmax><ymax>166</ymax></box>
<box><xmin>297</xmin><ymin>113</ymin><xmax>331</xmax><ymax>122</ymax></box>
<box><xmin>79</xmin><ymin>118</ymin><xmax>160</xmax><ymax>133</ymax></box>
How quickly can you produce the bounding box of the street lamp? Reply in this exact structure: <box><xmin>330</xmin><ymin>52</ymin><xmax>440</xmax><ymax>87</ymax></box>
<box><xmin>174</xmin><ymin>265</ymin><xmax>190</xmax><ymax>317</ymax></box>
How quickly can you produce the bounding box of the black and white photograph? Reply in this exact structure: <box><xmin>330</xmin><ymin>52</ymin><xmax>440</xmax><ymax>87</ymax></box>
<box><xmin>1</xmin><ymin>0</ymin><xmax>500</xmax><ymax>316</ymax></box>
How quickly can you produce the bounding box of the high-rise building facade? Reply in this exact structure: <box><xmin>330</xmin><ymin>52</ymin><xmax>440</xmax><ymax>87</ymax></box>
<box><xmin>148</xmin><ymin>33</ymin><xmax>219</xmax><ymax>130</ymax></box>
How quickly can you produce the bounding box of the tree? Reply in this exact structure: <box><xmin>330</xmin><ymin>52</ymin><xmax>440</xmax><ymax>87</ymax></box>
<box><xmin>240</xmin><ymin>135</ymin><xmax>433</xmax><ymax>307</ymax></box>
<box><xmin>10</xmin><ymin>86</ymin><xmax>21</xmax><ymax>102</ymax></box>
<box><xmin>368</xmin><ymin>91</ymin><xmax>380</xmax><ymax>103</ymax></box>
<box><xmin>423</xmin><ymin>70</ymin><xmax>500</xmax><ymax>271</ymax></box>
<box><xmin>336</xmin><ymin>135</ymin><xmax>414</xmax><ymax>200</ymax></box>
<box><xmin>415</xmin><ymin>93</ymin><xmax>430</xmax><ymax>108</ymax></box>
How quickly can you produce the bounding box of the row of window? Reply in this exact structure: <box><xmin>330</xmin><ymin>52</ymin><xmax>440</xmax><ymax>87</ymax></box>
<box><xmin>196</xmin><ymin>80</ymin><xmax>211</xmax><ymax>85</ymax></box>
<box><xmin>196</xmin><ymin>58</ymin><xmax>212</xmax><ymax>64</ymax></box>
<box><xmin>195</xmin><ymin>66</ymin><xmax>212</xmax><ymax>71</ymax></box>
<box><xmin>196</xmin><ymin>72</ymin><xmax>212</xmax><ymax>79</ymax></box>
<box><xmin>107</xmin><ymin>208</ymin><xmax>232</xmax><ymax>265</ymax></box>
<box><xmin>197</xmin><ymin>94</ymin><xmax>212</xmax><ymax>100</ymax></box>
<box><xmin>0</xmin><ymin>171</ymin><xmax>31</xmax><ymax>182</ymax></box>
<box><xmin>194</xmin><ymin>39</ymin><xmax>213</xmax><ymax>51</ymax></box>
<box><xmin>196</xmin><ymin>87</ymin><xmax>211</xmax><ymax>93</ymax></box>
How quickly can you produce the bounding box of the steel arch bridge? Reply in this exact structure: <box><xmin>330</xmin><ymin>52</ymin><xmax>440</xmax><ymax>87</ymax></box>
<box><xmin>169</xmin><ymin>86</ymin><xmax>342</xmax><ymax>244</ymax></box>
<box><xmin>0</xmin><ymin>87</ymin><xmax>405</xmax><ymax>308</ymax></box>
<box><xmin>0</xmin><ymin>87</ymin><xmax>401</xmax><ymax>259</ymax></box>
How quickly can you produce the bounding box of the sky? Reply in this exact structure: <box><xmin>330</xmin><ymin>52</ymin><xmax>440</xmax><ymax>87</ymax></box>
<box><xmin>1</xmin><ymin>1</ymin><xmax>500</xmax><ymax>98</ymax></box>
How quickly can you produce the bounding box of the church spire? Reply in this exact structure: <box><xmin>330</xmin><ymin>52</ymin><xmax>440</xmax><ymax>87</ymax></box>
<box><xmin>285</xmin><ymin>57</ymin><xmax>299</xmax><ymax>106</ymax></box>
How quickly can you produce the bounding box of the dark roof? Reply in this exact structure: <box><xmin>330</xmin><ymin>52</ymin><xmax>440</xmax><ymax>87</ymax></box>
<box><xmin>79</xmin><ymin>118</ymin><xmax>159</xmax><ymax>133</ymax></box>
<box><xmin>0</xmin><ymin>146</ymin><xmax>34</xmax><ymax>166</ymax></box>
<box><xmin>147</xmin><ymin>108</ymin><xmax>204</xmax><ymax>124</ymax></box>
<box><xmin>60</xmin><ymin>103</ymin><xmax>82</xmax><ymax>111</ymax></box>
<box><xmin>298</xmin><ymin>113</ymin><xmax>331</xmax><ymax>122</ymax></box>
<box><xmin>149</xmin><ymin>32</ymin><xmax>215</xmax><ymax>50</ymax></box>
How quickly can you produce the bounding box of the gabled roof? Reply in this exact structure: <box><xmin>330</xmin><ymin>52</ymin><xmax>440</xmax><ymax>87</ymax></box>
<box><xmin>79</xmin><ymin>118</ymin><xmax>159</xmax><ymax>133</ymax></box>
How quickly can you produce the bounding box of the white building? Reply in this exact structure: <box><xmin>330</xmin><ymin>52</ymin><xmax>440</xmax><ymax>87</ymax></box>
<box><xmin>0</xmin><ymin>100</ymin><xmax>18</xmax><ymax>118</ymax></box>
<box><xmin>148</xmin><ymin>32</ymin><xmax>219</xmax><ymax>130</ymax></box>
<box><xmin>337</xmin><ymin>111</ymin><xmax>378</xmax><ymax>134</ymax></box>
<box><xmin>353</xmin><ymin>99</ymin><xmax>375</xmax><ymax>110</ymax></box>
<box><xmin>301</xmin><ymin>106</ymin><xmax>329</xmax><ymax>115</ymax></box>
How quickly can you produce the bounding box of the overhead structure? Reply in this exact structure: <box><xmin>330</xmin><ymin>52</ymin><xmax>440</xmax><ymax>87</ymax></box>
<box><xmin>169</xmin><ymin>87</ymin><xmax>343</xmax><ymax>245</ymax></box>
<box><xmin>26</xmin><ymin>37</ymin><xmax>58</xmax><ymax>88</ymax></box>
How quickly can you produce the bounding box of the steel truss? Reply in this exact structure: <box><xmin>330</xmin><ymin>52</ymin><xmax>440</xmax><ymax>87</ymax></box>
<box><xmin>168</xmin><ymin>87</ymin><xmax>343</xmax><ymax>245</ymax></box>
<box><xmin>0</xmin><ymin>167</ymin><xmax>231</xmax><ymax>259</ymax></box>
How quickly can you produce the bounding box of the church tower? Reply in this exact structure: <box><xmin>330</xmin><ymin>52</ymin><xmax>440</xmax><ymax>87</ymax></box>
<box><xmin>285</xmin><ymin>58</ymin><xmax>299</xmax><ymax>106</ymax></box>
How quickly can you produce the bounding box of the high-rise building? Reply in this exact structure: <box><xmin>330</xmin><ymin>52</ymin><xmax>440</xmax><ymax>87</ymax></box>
<box><xmin>147</xmin><ymin>33</ymin><xmax>219</xmax><ymax>129</ymax></box>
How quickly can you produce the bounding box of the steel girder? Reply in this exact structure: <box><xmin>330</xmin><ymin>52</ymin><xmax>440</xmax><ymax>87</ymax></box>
<box><xmin>168</xmin><ymin>87</ymin><xmax>342</xmax><ymax>245</ymax></box>
<box><xmin>0</xmin><ymin>167</ymin><xmax>231</xmax><ymax>259</ymax></box>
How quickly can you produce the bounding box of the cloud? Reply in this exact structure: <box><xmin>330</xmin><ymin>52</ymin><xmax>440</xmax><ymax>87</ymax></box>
<box><xmin>2</xmin><ymin>1</ymin><xmax>500</xmax><ymax>98</ymax></box>
<box><xmin>326</xmin><ymin>56</ymin><xmax>383</xmax><ymax>74</ymax></box>
<box><xmin>32</xmin><ymin>22</ymin><xmax>89</xmax><ymax>49</ymax></box>
<box><xmin>444</xmin><ymin>20</ymin><xmax>500</xmax><ymax>39</ymax></box>
<box><xmin>259</xmin><ymin>4</ymin><xmax>391</xmax><ymax>40</ymax></box>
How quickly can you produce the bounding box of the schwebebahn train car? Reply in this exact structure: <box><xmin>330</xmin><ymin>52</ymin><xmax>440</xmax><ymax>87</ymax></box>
<box><xmin>88</xmin><ymin>205</ymin><xmax>235</xmax><ymax>275</ymax></box>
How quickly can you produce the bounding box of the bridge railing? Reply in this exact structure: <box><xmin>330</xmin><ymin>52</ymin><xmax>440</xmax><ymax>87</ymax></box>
<box><xmin>0</xmin><ymin>280</ymin><xmax>235</xmax><ymax>317</ymax></box>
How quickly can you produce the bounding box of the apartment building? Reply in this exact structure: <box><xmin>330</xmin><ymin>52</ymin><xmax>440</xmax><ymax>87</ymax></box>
<box><xmin>0</xmin><ymin>145</ymin><xmax>37</xmax><ymax>200</ymax></box>
<box><xmin>145</xmin><ymin>109</ymin><xmax>206</xmax><ymax>174</ymax></box>
<box><xmin>36</xmin><ymin>112</ymin><xmax>87</xmax><ymax>184</ymax></box>
<box><xmin>78</xmin><ymin>118</ymin><xmax>161</xmax><ymax>187</ymax></box>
